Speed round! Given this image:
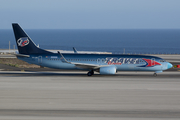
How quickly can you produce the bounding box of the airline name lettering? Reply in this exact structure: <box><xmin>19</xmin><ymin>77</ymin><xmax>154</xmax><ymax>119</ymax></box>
<box><xmin>105</xmin><ymin>58</ymin><xmax>140</xmax><ymax>65</ymax></box>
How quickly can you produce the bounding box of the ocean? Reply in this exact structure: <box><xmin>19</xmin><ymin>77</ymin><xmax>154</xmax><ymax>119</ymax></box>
<box><xmin>0</xmin><ymin>29</ymin><xmax>180</xmax><ymax>54</ymax></box>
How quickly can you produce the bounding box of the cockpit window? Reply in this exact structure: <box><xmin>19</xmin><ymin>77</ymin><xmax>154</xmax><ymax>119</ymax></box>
<box><xmin>159</xmin><ymin>59</ymin><xmax>166</xmax><ymax>62</ymax></box>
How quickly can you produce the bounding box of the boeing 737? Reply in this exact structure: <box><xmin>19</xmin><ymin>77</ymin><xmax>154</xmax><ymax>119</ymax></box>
<box><xmin>12</xmin><ymin>23</ymin><xmax>173</xmax><ymax>76</ymax></box>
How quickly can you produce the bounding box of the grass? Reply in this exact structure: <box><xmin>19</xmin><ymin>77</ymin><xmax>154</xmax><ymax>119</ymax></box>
<box><xmin>5</xmin><ymin>63</ymin><xmax>19</xmax><ymax>67</ymax></box>
<box><xmin>0</xmin><ymin>58</ymin><xmax>39</xmax><ymax>68</ymax></box>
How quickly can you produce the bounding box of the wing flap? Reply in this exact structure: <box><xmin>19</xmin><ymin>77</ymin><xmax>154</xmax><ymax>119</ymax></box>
<box><xmin>71</xmin><ymin>62</ymin><xmax>109</xmax><ymax>69</ymax></box>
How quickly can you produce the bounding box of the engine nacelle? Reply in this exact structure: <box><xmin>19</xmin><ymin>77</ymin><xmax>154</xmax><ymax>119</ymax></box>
<box><xmin>99</xmin><ymin>66</ymin><xmax>116</xmax><ymax>75</ymax></box>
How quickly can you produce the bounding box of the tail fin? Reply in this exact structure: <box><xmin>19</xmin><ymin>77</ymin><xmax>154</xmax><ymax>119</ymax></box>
<box><xmin>12</xmin><ymin>23</ymin><xmax>52</xmax><ymax>55</ymax></box>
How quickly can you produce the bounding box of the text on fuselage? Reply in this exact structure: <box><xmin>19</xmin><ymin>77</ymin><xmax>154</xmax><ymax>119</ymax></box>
<box><xmin>105</xmin><ymin>58</ymin><xmax>140</xmax><ymax>65</ymax></box>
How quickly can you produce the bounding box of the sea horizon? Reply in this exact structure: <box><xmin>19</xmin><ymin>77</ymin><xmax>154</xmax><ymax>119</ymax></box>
<box><xmin>0</xmin><ymin>29</ymin><xmax>180</xmax><ymax>54</ymax></box>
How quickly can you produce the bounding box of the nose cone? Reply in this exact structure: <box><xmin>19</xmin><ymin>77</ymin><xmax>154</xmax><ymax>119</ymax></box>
<box><xmin>167</xmin><ymin>63</ymin><xmax>173</xmax><ymax>69</ymax></box>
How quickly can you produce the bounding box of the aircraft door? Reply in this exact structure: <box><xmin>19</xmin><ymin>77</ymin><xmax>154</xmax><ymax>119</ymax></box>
<box><xmin>97</xmin><ymin>58</ymin><xmax>106</xmax><ymax>65</ymax></box>
<box><xmin>97</xmin><ymin>58</ymin><xmax>101</xmax><ymax>65</ymax></box>
<box><xmin>38</xmin><ymin>56</ymin><xmax>42</xmax><ymax>64</ymax></box>
<box><xmin>151</xmin><ymin>58</ymin><xmax>155</xmax><ymax>66</ymax></box>
<box><xmin>102</xmin><ymin>58</ymin><xmax>105</xmax><ymax>64</ymax></box>
<box><xmin>161</xmin><ymin>62</ymin><xmax>167</xmax><ymax>70</ymax></box>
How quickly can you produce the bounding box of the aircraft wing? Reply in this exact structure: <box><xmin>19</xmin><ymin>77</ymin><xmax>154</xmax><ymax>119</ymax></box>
<box><xmin>58</xmin><ymin>51</ymin><xmax>109</xmax><ymax>69</ymax></box>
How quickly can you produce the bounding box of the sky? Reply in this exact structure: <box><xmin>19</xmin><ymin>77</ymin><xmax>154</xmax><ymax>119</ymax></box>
<box><xmin>0</xmin><ymin>0</ymin><xmax>180</xmax><ymax>29</ymax></box>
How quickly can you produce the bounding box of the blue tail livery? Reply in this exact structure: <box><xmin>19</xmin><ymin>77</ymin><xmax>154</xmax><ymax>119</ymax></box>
<box><xmin>12</xmin><ymin>23</ymin><xmax>52</xmax><ymax>55</ymax></box>
<box><xmin>12</xmin><ymin>23</ymin><xmax>173</xmax><ymax>76</ymax></box>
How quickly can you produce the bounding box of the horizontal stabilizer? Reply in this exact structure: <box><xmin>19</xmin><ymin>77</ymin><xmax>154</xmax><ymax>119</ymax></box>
<box><xmin>12</xmin><ymin>53</ymin><xmax>30</xmax><ymax>57</ymax></box>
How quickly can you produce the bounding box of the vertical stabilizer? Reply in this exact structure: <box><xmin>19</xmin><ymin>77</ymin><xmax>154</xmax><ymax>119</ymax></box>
<box><xmin>12</xmin><ymin>23</ymin><xmax>52</xmax><ymax>55</ymax></box>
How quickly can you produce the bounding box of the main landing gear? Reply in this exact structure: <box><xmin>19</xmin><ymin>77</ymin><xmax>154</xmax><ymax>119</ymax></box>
<box><xmin>87</xmin><ymin>70</ymin><xmax>94</xmax><ymax>76</ymax></box>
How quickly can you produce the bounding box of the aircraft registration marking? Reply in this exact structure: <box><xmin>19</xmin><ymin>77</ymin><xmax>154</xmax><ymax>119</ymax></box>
<box><xmin>51</xmin><ymin>56</ymin><xmax>58</xmax><ymax>58</ymax></box>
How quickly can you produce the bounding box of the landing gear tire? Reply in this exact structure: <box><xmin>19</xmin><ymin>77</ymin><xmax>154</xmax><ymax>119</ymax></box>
<box><xmin>87</xmin><ymin>70</ymin><xmax>94</xmax><ymax>76</ymax></box>
<box><xmin>87</xmin><ymin>71</ymin><xmax>92</xmax><ymax>76</ymax></box>
<box><xmin>153</xmin><ymin>73</ymin><xmax>157</xmax><ymax>77</ymax></box>
<box><xmin>91</xmin><ymin>71</ymin><xmax>94</xmax><ymax>75</ymax></box>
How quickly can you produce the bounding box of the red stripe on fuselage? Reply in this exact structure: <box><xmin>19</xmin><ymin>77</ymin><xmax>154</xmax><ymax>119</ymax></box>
<box><xmin>143</xmin><ymin>58</ymin><xmax>161</xmax><ymax>67</ymax></box>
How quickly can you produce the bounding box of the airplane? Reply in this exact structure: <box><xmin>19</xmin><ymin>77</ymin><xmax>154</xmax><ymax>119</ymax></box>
<box><xmin>12</xmin><ymin>23</ymin><xmax>173</xmax><ymax>76</ymax></box>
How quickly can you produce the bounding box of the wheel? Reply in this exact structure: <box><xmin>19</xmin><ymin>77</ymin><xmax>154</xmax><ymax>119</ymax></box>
<box><xmin>153</xmin><ymin>73</ymin><xmax>157</xmax><ymax>77</ymax></box>
<box><xmin>87</xmin><ymin>71</ymin><xmax>92</xmax><ymax>76</ymax></box>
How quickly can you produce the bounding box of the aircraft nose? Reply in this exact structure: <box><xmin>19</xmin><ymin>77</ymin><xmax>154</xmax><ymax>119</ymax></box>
<box><xmin>167</xmin><ymin>63</ymin><xmax>173</xmax><ymax>69</ymax></box>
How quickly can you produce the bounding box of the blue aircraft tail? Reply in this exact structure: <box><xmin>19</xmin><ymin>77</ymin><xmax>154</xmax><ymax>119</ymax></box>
<box><xmin>12</xmin><ymin>23</ymin><xmax>52</xmax><ymax>55</ymax></box>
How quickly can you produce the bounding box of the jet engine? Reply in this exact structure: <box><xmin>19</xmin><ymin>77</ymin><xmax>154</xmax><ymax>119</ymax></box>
<box><xmin>99</xmin><ymin>66</ymin><xmax>116</xmax><ymax>75</ymax></box>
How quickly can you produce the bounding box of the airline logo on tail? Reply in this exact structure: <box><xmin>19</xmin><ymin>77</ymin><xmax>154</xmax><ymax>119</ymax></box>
<box><xmin>17</xmin><ymin>37</ymin><xmax>29</xmax><ymax>47</ymax></box>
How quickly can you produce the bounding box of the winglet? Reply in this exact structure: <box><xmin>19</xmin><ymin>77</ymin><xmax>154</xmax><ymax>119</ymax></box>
<box><xmin>73</xmin><ymin>47</ymin><xmax>78</xmax><ymax>53</ymax></box>
<box><xmin>57</xmin><ymin>51</ymin><xmax>70</xmax><ymax>63</ymax></box>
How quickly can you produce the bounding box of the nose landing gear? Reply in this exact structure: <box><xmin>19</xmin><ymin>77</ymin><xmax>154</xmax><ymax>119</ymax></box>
<box><xmin>153</xmin><ymin>71</ymin><xmax>162</xmax><ymax>77</ymax></box>
<box><xmin>153</xmin><ymin>73</ymin><xmax>157</xmax><ymax>77</ymax></box>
